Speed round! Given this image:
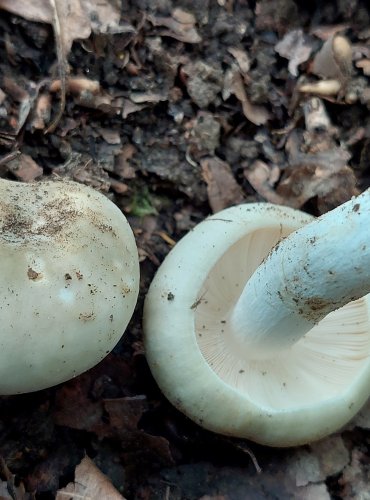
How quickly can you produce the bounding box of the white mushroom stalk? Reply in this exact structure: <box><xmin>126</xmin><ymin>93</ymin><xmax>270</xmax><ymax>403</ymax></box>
<box><xmin>230</xmin><ymin>192</ymin><xmax>370</xmax><ymax>360</ymax></box>
<box><xmin>0</xmin><ymin>178</ymin><xmax>139</xmax><ymax>394</ymax></box>
<box><xmin>143</xmin><ymin>190</ymin><xmax>370</xmax><ymax>447</ymax></box>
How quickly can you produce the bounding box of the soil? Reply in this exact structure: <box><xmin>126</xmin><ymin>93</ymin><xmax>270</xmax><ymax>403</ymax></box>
<box><xmin>1</xmin><ymin>0</ymin><xmax>370</xmax><ymax>498</ymax></box>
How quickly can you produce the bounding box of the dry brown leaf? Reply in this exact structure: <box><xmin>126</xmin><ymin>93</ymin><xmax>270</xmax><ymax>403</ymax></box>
<box><xmin>31</xmin><ymin>93</ymin><xmax>52</xmax><ymax>130</ymax></box>
<box><xmin>201</xmin><ymin>156</ymin><xmax>244</xmax><ymax>213</ymax></box>
<box><xmin>298</xmin><ymin>79</ymin><xmax>342</xmax><ymax>96</ymax></box>
<box><xmin>312</xmin><ymin>34</ymin><xmax>353</xmax><ymax>80</ymax></box>
<box><xmin>49</xmin><ymin>77</ymin><xmax>100</xmax><ymax>95</ymax></box>
<box><xmin>114</xmin><ymin>144</ymin><xmax>137</xmax><ymax>179</ymax></box>
<box><xmin>129</xmin><ymin>92</ymin><xmax>168</xmax><ymax>104</ymax></box>
<box><xmin>244</xmin><ymin>160</ymin><xmax>284</xmax><ymax>204</ymax></box>
<box><xmin>1</xmin><ymin>76</ymin><xmax>32</xmax><ymax>135</ymax></box>
<box><xmin>0</xmin><ymin>0</ymin><xmax>128</xmax><ymax>54</ymax></box>
<box><xmin>122</xmin><ymin>99</ymin><xmax>146</xmax><ymax>119</ymax></box>
<box><xmin>0</xmin><ymin>0</ymin><xmax>89</xmax><ymax>54</ymax></box>
<box><xmin>56</xmin><ymin>456</ymin><xmax>125</xmax><ymax>500</ymax></box>
<box><xmin>228</xmin><ymin>47</ymin><xmax>251</xmax><ymax>75</ymax></box>
<box><xmin>225</xmin><ymin>69</ymin><xmax>270</xmax><ymax>125</ymax></box>
<box><xmin>277</xmin><ymin>160</ymin><xmax>356</xmax><ymax>211</ymax></box>
<box><xmin>275</xmin><ymin>29</ymin><xmax>314</xmax><ymax>77</ymax></box>
<box><xmin>7</xmin><ymin>153</ymin><xmax>43</xmax><ymax>181</ymax></box>
<box><xmin>149</xmin><ymin>8</ymin><xmax>201</xmax><ymax>44</ymax></box>
<box><xmin>310</xmin><ymin>24</ymin><xmax>350</xmax><ymax>40</ymax></box>
<box><xmin>356</xmin><ymin>59</ymin><xmax>370</xmax><ymax>75</ymax></box>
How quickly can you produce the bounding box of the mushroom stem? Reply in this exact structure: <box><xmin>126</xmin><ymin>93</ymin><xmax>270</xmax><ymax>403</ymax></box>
<box><xmin>229</xmin><ymin>190</ymin><xmax>370</xmax><ymax>360</ymax></box>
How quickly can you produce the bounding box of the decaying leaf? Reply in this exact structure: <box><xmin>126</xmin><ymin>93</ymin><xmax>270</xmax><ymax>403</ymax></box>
<box><xmin>56</xmin><ymin>456</ymin><xmax>125</xmax><ymax>499</ymax></box>
<box><xmin>1</xmin><ymin>76</ymin><xmax>32</xmax><ymax>135</ymax></box>
<box><xmin>6</xmin><ymin>153</ymin><xmax>43</xmax><ymax>182</ymax></box>
<box><xmin>228</xmin><ymin>47</ymin><xmax>251</xmax><ymax>75</ymax></box>
<box><xmin>49</xmin><ymin>77</ymin><xmax>100</xmax><ymax>95</ymax></box>
<box><xmin>246</xmin><ymin>114</ymin><xmax>357</xmax><ymax>212</ymax></box>
<box><xmin>244</xmin><ymin>160</ymin><xmax>284</xmax><ymax>204</ymax></box>
<box><xmin>312</xmin><ymin>34</ymin><xmax>353</xmax><ymax>80</ymax></box>
<box><xmin>148</xmin><ymin>8</ymin><xmax>201</xmax><ymax>44</ymax></box>
<box><xmin>276</xmin><ymin>133</ymin><xmax>357</xmax><ymax>211</ymax></box>
<box><xmin>356</xmin><ymin>58</ymin><xmax>370</xmax><ymax>75</ymax></box>
<box><xmin>224</xmin><ymin>69</ymin><xmax>270</xmax><ymax>125</ymax></box>
<box><xmin>275</xmin><ymin>29</ymin><xmax>314</xmax><ymax>77</ymax></box>
<box><xmin>310</xmin><ymin>24</ymin><xmax>350</xmax><ymax>40</ymax></box>
<box><xmin>0</xmin><ymin>0</ymin><xmax>131</xmax><ymax>54</ymax></box>
<box><xmin>201</xmin><ymin>156</ymin><xmax>245</xmax><ymax>213</ymax></box>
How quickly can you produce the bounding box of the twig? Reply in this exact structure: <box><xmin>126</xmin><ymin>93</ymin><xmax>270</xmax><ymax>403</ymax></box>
<box><xmin>45</xmin><ymin>0</ymin><xmax>68</xmax><ymax>134</ymax></box>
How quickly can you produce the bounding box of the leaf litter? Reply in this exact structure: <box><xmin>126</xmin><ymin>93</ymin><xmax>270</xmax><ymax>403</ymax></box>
<box><xmin>0</xmin><ymin>0</ymin><xmax>370</xmax><ymax>498</ymax></box>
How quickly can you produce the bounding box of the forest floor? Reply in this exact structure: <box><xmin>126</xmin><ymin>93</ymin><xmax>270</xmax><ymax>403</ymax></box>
<box><xmin>1</xmin><ymin>0</ymin><xmax>370</xmax><ymax>498</ymax></box>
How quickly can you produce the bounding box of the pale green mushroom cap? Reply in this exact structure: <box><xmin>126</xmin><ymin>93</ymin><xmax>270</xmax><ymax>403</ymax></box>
<box><xmin>0</xmin><ymin>178</ymin><xmax>139</xmax><ymax>394</ymax></box>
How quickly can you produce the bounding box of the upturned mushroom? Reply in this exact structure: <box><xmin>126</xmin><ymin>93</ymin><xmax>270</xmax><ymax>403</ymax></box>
<box><xmin>0</xmin><ymin>178</ymin><xmax>139</xmax><ymax>394</ymax></box>
<box><xmin>143</xmin><ymin>191</ymin><xmax>370</xmax><ymax>447</ymax></box>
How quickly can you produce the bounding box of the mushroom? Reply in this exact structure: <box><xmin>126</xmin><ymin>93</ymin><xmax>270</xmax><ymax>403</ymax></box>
<box><xmin>0</xmin><ymin>178</ymin><xmax>139</xmax><ymax>394</ymax></box>
<box><xmin>143</xmin><ymin>191</ymin><xmax>370</xmax><ymax>446</ymax></box>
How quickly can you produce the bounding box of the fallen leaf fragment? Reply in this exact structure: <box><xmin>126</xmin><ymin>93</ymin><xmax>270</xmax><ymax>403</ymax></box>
<box><xmin>50</xmin><ymin>77</ymin><xmax>101</xmax><ymax>95</ymax></box>
<box><xmin>310</xmin><ymin>24</ymin><xmax>350</xmax><ymax>40</ymax></box>
<box><xmin>225</xmin><ymin>69</ymin><xmax>270</xmax><ymax>125</ymax></box>
<box><xmin>114</xmin><ymin>145</ymin><xmax>137</xmax><ymax>179</ymax></box>
<box><xmin>356</xmin><ymin>59</ymin><xmax>370</xmax><ymax>75</ymax></box>
<box><xmin>31</xmin><ymin>93</ymin><xmax>52</xmax><ymax>130</ymax></box>
<box><xmin>275</xmin><ymin>29</ymin><xmax>314</xmax><ymax>77</ymax></box>
<box><xmin>228</xmin><ymin>47</ymin><xmax>251</xmax><ymax>75</ymax></box>
<box><xmin>201</xmin><ymin>156</ymin><xmax>245</xmax><ymax>213</ymax></box>
<box><xmin>104</xmin><ymin>396</ymin><xmax>148</xmax><ymax>433</ymax></box>
<box><xmin>98</xmin><ymin>128</ymin><xmax>121</xmax><ymax>146</ymax></box>
<box><xmin>276</xmin><ymin>127</ymin><xmax>357</xmax><ymax>211</ymax></box>
<box><xmin>7</xmin><ymin>153</ymin><xmax>43</xmax><ymax>181</ymax></box>
<box><xmin>312</xmin><ymin>34</ymin><xmax>353</xmax><ymax>80</ymax></box>
<box><xmin>129</xmin><ymin>92</ymin><xmax>168</xmax><ymax>104</ymax></box>
<box><xmin>1</xmin><ymin>76</ymin><xmax>32</xmax><ymax>135</ymax></box>
<box><xmin>298</xmin><ymin>79</ymin><xmax>342</xmax><ymax>96</ymax></box>
<box><xmin>0</xmin><ymin>0</ymin><xmax>128</xmax><ymax>54</ymax></box>
<box><xmin>56</xmin><ymin>456</ymin><xmax>125</xmax><ymax>500</ymax></box>
<box><xmin>148</xmin><ymin>8</ymin><xmax>201</xmax><ymax>44</ymax></box>
<box><xmin>244</xmin><ymin>160</ymin><xmax>284</xmax><ymax>204</ymax></box>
